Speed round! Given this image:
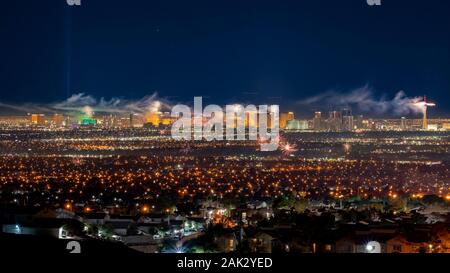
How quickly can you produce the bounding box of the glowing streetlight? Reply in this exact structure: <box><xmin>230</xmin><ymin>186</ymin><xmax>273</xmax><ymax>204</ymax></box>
<box><xmin>366</xmin><ymin>241</ymin><xmax>381</xmax><ymax>253</ymax></box>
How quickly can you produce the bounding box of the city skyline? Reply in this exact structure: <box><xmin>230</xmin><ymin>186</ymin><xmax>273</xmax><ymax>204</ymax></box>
<box><xmin>0</xmin><ymin>91</ymin><xmax>443</xmax><ymax>121</ymax></box>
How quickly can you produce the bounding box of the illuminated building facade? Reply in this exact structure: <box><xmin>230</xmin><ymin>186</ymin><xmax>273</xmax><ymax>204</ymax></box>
<box><xmin>280</xmin><ymin>112</ymin><xmax>295</xmax><ymax>129</ymax></box>
<box><xmin>53</xmin><ymin>114</ymin><xmax>65</xmax><ymax>127</ymax></box>
<box><xmin>313</xmin><ymin>111</ymin><xmax>322</xmax><ymax>131</ymax></box>
<box><xmin>31</xmin><ymin>114</ymin><xmax>45</xmax><ymax>125</ymax></box>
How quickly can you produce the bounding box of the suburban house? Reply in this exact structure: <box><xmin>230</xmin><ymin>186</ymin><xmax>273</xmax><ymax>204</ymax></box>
<box><xmin>214</xmin><ymin>232</ymin><xmax>238</xmax><ymax>252</ymax></box>
<box><xmin>249</xmin><ymin>231</ymin><xmax>276</xmax><ymax>253</ymax></box>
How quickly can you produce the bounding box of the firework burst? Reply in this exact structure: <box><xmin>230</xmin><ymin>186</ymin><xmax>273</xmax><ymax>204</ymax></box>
<box><xmin>280</xmin><ymin>142</ymin><xmax>297</xmax><ymax>156</ymax></box>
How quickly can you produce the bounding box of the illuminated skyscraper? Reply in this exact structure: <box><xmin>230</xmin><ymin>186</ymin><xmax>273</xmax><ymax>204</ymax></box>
<box><xmin>53</xmin><ymin>114</ymin><xmax>65</xmax><ymax>127</ymax></box>
<box><xmin>287</xmin><ymin>112</ymin><xmax>294</xmax><ymax>120</ymax></box>
<box><xmin>354</xmin><ymin>115</ymin><xmax>364</xmax><ymax>129</ymax></box>
<box><xmin>401</xmin><ymin>117</ymin><xmax>407</xmax><ymax>131</ymax></box>
<box><xmin>414</xmin><ymin>96</ymin><xmax>436</xmax><ymax>130</ymax></box>
<box><xmin>313</xmin><ymin>111</ymin><xmax>322</xmax><ymax>131</ymax></box>
<box><xmin>422</xmin><ymin>96</ymin><xmax>435</xmax><ymax>130</ymax></box>
<box><xmin>328</xmin><ymin>111</ymin><xmax>342</xmax><ymax>131</ymax></box>
<box><xmin>341</xmin><ymin>107</ymin><xmax>353</xmax><ymax>131</ymax></box>
<box><xmin>286</xmin><ymin>119</ymin><xmax>308</xmax><ymax>130</ymax></box>
<box><xmin>146</xmin><ymin>112</ymin><xmax>162</xmax><ymax>127</ymax></box>
<box><xmin>31</xmin><ymin>114</ymin><xmax>45</xmax><ymax>125</ymax></box>
<box><xmin>280</xmin><ymin>112</ymin><xmax>295</xmax><ymax>129</ymax></box>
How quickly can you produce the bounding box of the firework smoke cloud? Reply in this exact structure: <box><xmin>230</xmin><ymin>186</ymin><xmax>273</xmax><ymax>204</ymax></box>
<box><xmin>0</xmin><ymin>92</ymin><xmax>172</xmax><ymax>117</ymax></box>
<box><xmin>298</xmin><ymin>85</ymin><xmax>426</xmax><ymax>116</ymax></box>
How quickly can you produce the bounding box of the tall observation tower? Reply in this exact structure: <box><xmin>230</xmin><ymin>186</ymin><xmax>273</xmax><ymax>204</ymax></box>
<box><xmin>415</xmin><ymin>96</ymin><xmax>436</xmax><ymax>130</ymax></box>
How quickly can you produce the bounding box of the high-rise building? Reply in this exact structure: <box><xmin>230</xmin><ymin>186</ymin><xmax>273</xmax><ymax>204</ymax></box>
<box><xmin>401</xmin><ymin>117</ymin><xmax>407</xmax><ymax>131</ymax></box>
<box><xmin>107</xmin><ymin>114</ymin><xmax>116</xmax><ymax>128</ymax></box>
<box><xmin>287</xmin><ymin>111</ymin><xmax>294</xmax><ymax>121</ymax></box>
<box><xmin>341</xmin><ymin>107</ymin><xmax>352</xmax><ymax>118</ymax></box>
<box><xmin>286</xmin><ymin>119</ymin><xmax>308</xmax><ymax>130</ymax></box>
<box><xmin>280</xmin><ymin>112</ymin><xmax>295</xmax><ymax>129</ymax></box>
<box><xmin>328</xmin><ymin>111</ymin><xmax>342</xmax><ymax>131</ymax></box>
<box><xmin>313</xmin><ymin>111</ymin><xmax>322</xmax><ymax>131</ymax></box>
<box><xmin>354</xmin><ymin>115</ymin><xmax>364</xmax><ymax>129</ymax></box>
<box><xmin>419</xmin><ymin>96</ymin><xmax>436</xmax><ymax>130</ymax></box>
<box><xmin>342</xmin><ymin>116</ymin><xmax>354</xmax><ymax>131</ymax></box>
<box><xmin>244</xmin><ymin>111</ymin><xmax>258</xmax><ymax>128</ymax></box>
<box><xmin>53</xmin><ymin>114</ymin><xmax>65</xmax><ymax>127</ymax></box>
<box><xmin>129</xmin><ymin>113</ymin><xmax>134</xmax><ymax>128</ymax></box>
<box><xmin>31</xmin><ymin>114</ymin><xmax>45</xmax><ymax>125</ymax></box>
<box><xmin>299</xmin><ymin>120</ymin><xmax>309</xmax><ymax>130</ymax></box>
<box><xmin>329</xmin><ymin>111</ymin><xmax>341</xmax><ymax>120</ymax></box>
<box><xmin>146</xmin><ymin>112</ymin><xmax>162</xmax><ymax>127</ymax></box>
<box><xmin>423</xmin><ymin>111</ymin><xmax>427</xmax><ymax>130</ymax></box>
<box><xmin>341</xmin><ymin>107</ymin><xmax>354</xmax><ymax>131</ymax></box>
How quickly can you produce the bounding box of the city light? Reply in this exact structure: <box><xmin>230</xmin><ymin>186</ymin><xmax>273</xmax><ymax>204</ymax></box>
<box><xmin>366</xmin><ymin>241</ymin><xmax>381</xmax><ymax>253</ymax></box>
<box><xmin>142</xmin><ymin>205</ymin><xmax>149</xmax><ymax>213</ymax></box>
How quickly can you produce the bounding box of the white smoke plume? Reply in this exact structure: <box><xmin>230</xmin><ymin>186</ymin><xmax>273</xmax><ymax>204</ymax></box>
<box><xmin>298</xmin><ymin>85</ymin><xmax>426</xmax><ymax>115</ymax></box>
<box><xmin>0</xmin><ymin>92</ymin><xmax>172</xmax><ymax>116</ymax></box>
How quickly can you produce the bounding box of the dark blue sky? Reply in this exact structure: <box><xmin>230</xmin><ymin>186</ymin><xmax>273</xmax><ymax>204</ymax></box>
<box><xmin>0</xmin><ymin>0</ymin><xmax>449</xmax><ymax>116</ymax></box>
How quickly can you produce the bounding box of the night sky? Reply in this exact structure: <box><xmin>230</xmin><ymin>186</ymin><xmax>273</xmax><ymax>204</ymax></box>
<box><xmin>0</xmin><ymin>0</ymin><xmax>449</xmax><ymax>116</ymax></box>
